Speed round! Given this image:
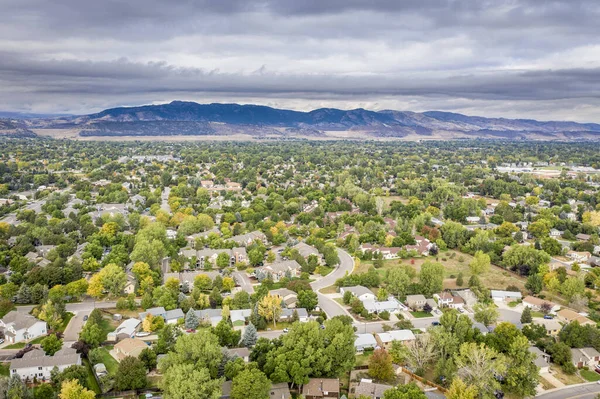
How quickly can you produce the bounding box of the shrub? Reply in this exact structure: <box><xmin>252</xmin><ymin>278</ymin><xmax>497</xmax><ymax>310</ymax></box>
<box><xmin>379</xmin><ymin>311</ymin><xmax>390</xmax><ymax>321</ymax></box>
<box><xmin>458</xmin><ymin>256</ymin><xmax>465</xmax><ymax>263</ymax></box>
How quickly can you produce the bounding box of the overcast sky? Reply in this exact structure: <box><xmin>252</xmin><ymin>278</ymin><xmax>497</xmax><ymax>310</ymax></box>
<box><xmin>1</xmin><ymin>0</ymin><xmax>600</xmax><ymax>122</ymax></box>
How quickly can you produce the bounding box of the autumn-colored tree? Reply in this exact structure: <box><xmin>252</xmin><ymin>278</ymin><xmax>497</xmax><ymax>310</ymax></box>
<box><xmin>368</xmin><ymin>349</ymin><xmax>395</xmax><ymax>382</ymax></box>
<box><xmin>59</xmin><ymin>379</ymin><xmax>95</xmax><ymax>399</ymax></box>
<box><xmin>258</xmin><ymin>294</ymin><xmax>282</xmax><ymax>328</ymax></box>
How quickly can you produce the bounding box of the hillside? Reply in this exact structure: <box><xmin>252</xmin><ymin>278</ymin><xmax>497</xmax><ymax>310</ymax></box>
<box><xmin>12</xmin><ymin>101</ymin><xmax>600</xmax><ymax>140</ymax></box>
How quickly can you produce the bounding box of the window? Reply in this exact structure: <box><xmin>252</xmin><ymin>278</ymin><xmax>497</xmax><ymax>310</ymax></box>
<box><xmin>39</xmin><ymin>373</ymin><xmax>43</xmax><ymax>377</ymax></box>
<box><xmin>38</xmin><ymin>367</ymin><xmax>42</xmax><ymax>370</ymax></box>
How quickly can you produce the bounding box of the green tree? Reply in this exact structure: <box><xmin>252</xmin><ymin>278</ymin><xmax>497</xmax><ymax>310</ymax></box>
<box><xmin>454</xmin><ymin>343</ymin><xmax>506</xmax><ymax>398</ymax></box>
<box><xmin>159</xmin><ymin>330</ymin><xmax>223</xmax><ymax>378</ymax></box>
<box><xmin>382</xmin><ymin>382</ymin><xmax>427</xmax><ymax>399</ymax></box>
<box><xmin>525</xmin><ymin>274</ymin><xmax>543</xmax><ymax>295</ymax></box>
<box><xmin>216</xmin><ymin>252</ymin><xmax>230</xmax><ymax>268</ymax></box>
<box><xmin>468</xmin><ymin>251</ymin><xmax>490</xmax><ymax>275</ymax></box>
<box><xmin>386</xmin><ymin>268</ymin><xmax>410</xmax><ymax>297</ymax></box>
<box><xmin>242</xmin><ymin>323</ymin><xmax>258</xmax><ymax>347</ymax></box>
<box><xmin>446</xmin><ymin>378</ymin><xmax>478</xmax><ymax>399</ymax></box>
<box><xmin>297</xmin><ymin>290</ymin><xmax>318</xmax><ymax>311</ymax></box>
<box><xmin>161</xmin><ymin>363</ymin><xmax>222</xmax><ymax>399</ymax></box>
<box><xmin>114</xmin><ymin>356</ymin><xmax>148</xmax><ymax>391</ymax></box>
<box><xmin>185</xmin><ymin>308</ymin><xmax>200</xmax><ymax>329</ymax></box>
<box><xmin>231</xmin><ymin>368</ymin><xmax>271</xmax><ymax>399</ymax></box>
<box><xmin>41</xmin><ymin>334</ymin><xmax>63</xmax><ymax>356</ymax></box>
<box><xmin>419</xmin><ymin>262</ymin><xmax>444</xmax><ymax>296</ymax></box>
<box><xmin>473</xmin><ymin>303</ymin><xmax>499</xmax><ymax>328</ymax></box>
<box><xmin>139</xmin><ymin>347</ymin><xmax>158</xmax><ymax>371</ymax></box>
<box><xmin>520</xmin><ymin>306</ymin><xmax>532</xmax><ymax>324</ymax></box>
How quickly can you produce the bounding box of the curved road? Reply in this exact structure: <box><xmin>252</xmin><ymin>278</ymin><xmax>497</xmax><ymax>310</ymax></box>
<box><xmin>536</xmin><ymin>382</ymin><xmax>600</xmax><ymax>399</ymax></box>
<box><xmin>311</xmin><ymin>248</ymin><xmax>354</xmax><ymax>318</ymax></box>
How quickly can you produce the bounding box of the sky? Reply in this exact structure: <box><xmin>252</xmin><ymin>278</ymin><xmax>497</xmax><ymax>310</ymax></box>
<box><xmin>1</xmin><ymin>0</ymin><xmax>600</xmax><ymax>122</ymax></box>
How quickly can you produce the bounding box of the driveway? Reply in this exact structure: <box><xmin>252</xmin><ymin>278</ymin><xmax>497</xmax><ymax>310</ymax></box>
<box><xmin>63</xmin><ymin>310</ymin><xmax>90</xmax><ymax>343</ymax></box>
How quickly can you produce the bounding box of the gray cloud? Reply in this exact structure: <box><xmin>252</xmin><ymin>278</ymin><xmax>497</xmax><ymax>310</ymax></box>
<box><xmin>0</xmin><ymin>0</ymin><xmax>600</xmax><ymax>121</ymax></box>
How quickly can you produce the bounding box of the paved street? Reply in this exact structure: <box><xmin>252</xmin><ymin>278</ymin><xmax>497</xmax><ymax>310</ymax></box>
<box><xmin>536</xmin><ymin>383</ymin><xmax>600</xmax><ymax>399</ymax></box>
<box><xmin>233</xmin><ymin>271</ymin><xmax>255</xmax><ymax>294</ymax></box>
<box><xmin>16</xmin><ymin>300</ymin><xmax>118</xmax><ymax>314</ymax></box>
<box><xmin>161</xmin><ymin>187</ymin><xmax>171</xmax><ymax>213</ymax></box>
<box><xmin>310</xmin><ymin>248</ymin><xmax>354</xmax><ymax>318</ymax></box>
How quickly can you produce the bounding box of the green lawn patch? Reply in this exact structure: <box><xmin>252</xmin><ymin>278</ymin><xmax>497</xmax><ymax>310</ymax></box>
<box><xmin>531</xmin><ymin>311</ymin><xmax>545</xmax><ymax>318</ymax></box>
<box><xmin>4</xmin><ymin>342</ymin><xmax>25</xmax><ymax>349</ymax></box>
<box><xmin>410</xmin><ymin>311</ymin><xmax>433</xmax><ymax>318</ymax></box>
<box><xmin>94</xmin><ymin>347</ymin><xmax>119</xmax><ymax>375</ymax></box>
<box><xmin>318</xmin><ymin>266</ymin><xmax>334</xmax><ymax>276</ymax></box>
<box><xmin>355</xmin><ymin>353</ymin><xmax>371</xmax><ymax>367</ymax></box>
<box><xmin>581</xmin><ymin>369</ymin><xmax>600</xmax><ymax>382</ymax></box>
<box><xmin>82</xmin><ymin>358</ymin><xmax>102</xmax><ymax>394</ymax></box>
<box><xmin>0</xmin><ymin>363</ymin><xmax>9</xmax><ymax>377</ymax></box>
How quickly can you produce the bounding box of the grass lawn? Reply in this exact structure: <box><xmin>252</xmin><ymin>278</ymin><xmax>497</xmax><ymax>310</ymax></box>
<box><xmin>4</xmin><ymin>342</ymin><xmax>25</xmax><ymax>349</ymax></box>
<box><xmin>0</xmin><ymin>363</ymin><xmax>9</xmax><ymax>377</ymax></box>
<box><xmin>57</xmin><ymin>312</ymin><xmax>74</xmax><ymax>333</ymax></box>
<box><xmin>538</xmin><ymin>377</ymin><xmax>556</xmax><ymax>390</ymax></box>
<box><xmin>320</xmin><ymin>285</ymin><xmax>338</xmax><ymax>294</ymax></box>
<box><xmin>531</xmin><ymin>311</ymin><xmax>545</xmax><ymax>318</ymax></box>
<box><xmin>147</xmin><ymin>375</ymin><xmax>162</xmax><ymax>388</ymax></box>
<box><xmin>95</xmin><ymin>347</ymin><xmax>119</xmax><ymax>375</ymax></box>
<box><xmin>318</xmin><ymin>266</ymin><xmax>334</xmax><ymax>276</ymax></box>
<box><xmin>580</xmin><ymin>369</ymin><xmax>600</xmax><ymax>382</ymax></box>
<box><xmin>355</xmin><ymin>353</ymin><xmax>371</xmax><ymax>367</ymax></box>
<box><xmin>98</xmin><ymin>314</ymin><xmax>119</xmax><ymax>337</ymax></box>
<box><xmin>82</xmin><ymin>358</ymin><xmax>102</xmax><ymax>394</ymax></box>
<box><xmin>551</xmin><ymin>366</ymin><xmax>585</xmax><ymax>385</ymax></box>
<box><xmin>410</xmin><ymin>311</ymin><xmax>433</xmax><ymax>318</ymax></box>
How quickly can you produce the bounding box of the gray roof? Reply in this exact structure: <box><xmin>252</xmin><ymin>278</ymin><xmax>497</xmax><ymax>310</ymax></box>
<box><xmin>164</xmin><ymin>270</ymin><xmax>221</xmax><ymax>284</ymax></box>
<box><xmin>1</xmin><ymin>311</ymin><xmax>44</xmax><ymax>331</ymax></box>
<box><xmin>10</xmin><ymin>347</ymin><xmax>79</xmax><ymax>370</ymax></box>
<box><xmin>293</xmin><ymin>242</ymin><xmax>320</xmax><ymax>258</ymax></box>
<box><xmin>264</xmin><ymin>260</ymin><xmax>301</xmax><ymax>274</ymax></box>
<box><xmin>165</xmin><ymin>308</ymin><xmax>185</xmax><ymax>321</ymax></box>
<box><xmin>270</xmin><ymin>383</ymin><xmax>291</xmax><ymax>399</ymax></box>
<box><xmin>281</xmin><ymin>308</ymin><xmax>308</xmax><ymax>318</ymax></box>
<box><xmin>354</xmin><ymin>381</ymin><xmax>393</xmax><ymax>399</ymax></box>
<box><xmin>342</xmin><ymin>286</ymin><xmax>374</xmax><ymax>298</ymax></box>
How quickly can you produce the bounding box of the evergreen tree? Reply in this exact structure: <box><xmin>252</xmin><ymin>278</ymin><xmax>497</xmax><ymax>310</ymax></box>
<box><xmin>520</xmin><ymin>306</ymin><xmax>532</xmax><ymax>324</ymax></box>
<box><xmin>184</xmin><ymin>308</ymin><xmax>199</xmax><ymax>329</ymax></box>
<box><xmin>242</xmin><ymin>322</ymin><xmax>258</xmax><ymax>347</ymax></box>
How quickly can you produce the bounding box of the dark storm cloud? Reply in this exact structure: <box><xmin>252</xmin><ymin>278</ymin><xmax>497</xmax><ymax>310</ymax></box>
<box><xmin>0</xmin><ymin>0</ymin><xmax>599</xmax><ymax>120</ymax></box>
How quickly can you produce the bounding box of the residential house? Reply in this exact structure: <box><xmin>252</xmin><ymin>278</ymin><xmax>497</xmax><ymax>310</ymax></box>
<box><xmin>124</xmin><ymin>273</ymin><xmax>136</xmax><ymax>295</ymax></box>
<box><xmin>270</xmin><ymin>288</ymin><xmax>298</xmax><ymax>308</ymax></box>
<box><xmin>355</xmin><ymin>334</ymin><xmax>378</xmax><ymax>352</ymax></box>
<box><xmin>537</xmin><ymin>319</ymin><xmax>562</xmax><ymax>336</ymax></box>
<box><xmin>557</xmin><ymin>309</ymin><xmax>596</xmax><ymax>326</ymax></box>
<box><xmin>302</xmin><ymin>378</ymin><xmax>340</xmax><ymax>399</ymax></box>
<box><xmin>230</xmin><ymin>309</ymin><xmax>252</xmax><ymax>327</ymax></box>
<box><xmin>229</xmin><ymin>231</ymin><xmax>267</xmax><ymax>247</ymax></box>
<box><xmin>36</xmin><ymin>245</ymin><xmax>56</xmax><ymax>258</ymax></box>
<box><xmin>261</xmin><ymin>260</ymin><xmax>302</xmax><ymax>282</ymax></box>
<box><xmin>406</xmin><ymin>294</ymin><xmax>427</xmax><ymax>310</ymax></box>
<box><xmin>0</xmin><ymin>311</ymin><xmax>47</xmax><ymax>343</ymax></box>
<box><xmin>567</xmin><ymin>251</ymin><xmax>591</xmax><ymax>263</ymax></box>
<box><xmin>354</xmin><ymin>380</ymin><xmax>393</xmax><ymax>399</ymax></box>
<box><xmin>491</xmin><ymin>290</ymin><xmax>522</xmax><ymax>302</ymax></box>
<box><xmin>196</xmin><ymin>309</ymin><xmax>223</xmax><ymax>327</ymax></box>
<box><xmin>270</xmin><ymin>382</ymin><xmax>292</xmax><ymax>399</ymax></box>
<box><xmin>227</xmin><ymin>347</ymin><xmax>251</xmax><ymax>363</ymax></box>
<box><xmin>362</xmin><ymin>298</ymin><xmax>402</xmax><ymax>314</ymax></box>
<box><xmin>340</xmin><ymin>286</ymin><xmax>376</xmax><ymax>302</ymax></box>
<box><xmin>576</xmin><ymin>233</ymin><xmax>591</xmax><ymax>242</ymax></box>
<box><xmin>113</xmin><ymin>338</ymin><xmax>148</xmax><ymax>362</ymax></box>
<box><xmin>280</xmin><ymin>308</ymin><xmax>309</xmax><ymax>323</ymax></box>
<box><xmin>139</xmin><ymin>307</ymin><xmax>184</xmax><ymax>325</ymax></box>
<box><xmin>549</xmin><ymin>229</ymin><xmax>562</xmax><ymax>238</ymax></box>
<box><xmin>466</xmin><ymin>216</ymin><xmax>481</xmax><ymax>224</ymax></box>
<box><xmin>572</xmin><ymin>347</ymin><xmax>600</xmax><ymax>369</ymax></box>
<box><xmin>433</xmin><ymin>292</ymin><xmax>465</xmax><ymax>309</ymax></box>
<box><xmin>528</xmin><ymin>347</ymin><xmax>551</xmax><ymax>373</ymax></box>
<box><xmin>107</xmin><ymin>318</ymin><xmax>141</xmax><ymax>342</ymax></box>
<box><xmin>375</xmin><ymin>330</ymin><xmax>416</xmax><ymax>350</ymax></box>
<box><xmin>163</xmin><ymin>270</ymin><xmax>221</xmax><ymax>288</ymax></box>
<box><xmin>10</xmin><ymin>348</ymin><xmax>80</xmax><ymax>381</ymax></box>
<box><xmin>522</xmin><ymin>296</ymin><xmax>559</xmax><ymax>313</ymax></box>
<box><xmin>293</xmin><ymin>242</ymin><xmax>321</xmax><ymax>261</ymax></box>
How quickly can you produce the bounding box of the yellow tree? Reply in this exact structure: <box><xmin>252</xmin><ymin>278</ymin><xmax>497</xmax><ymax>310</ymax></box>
<box><xmin>86</xmin><ymin>273</ymin><xmax>104</xmax><ymax>299</ymax></box>
<box><xmin>59</xmin><ymin>380</ymin><xmax>95</xmax><ymax>399</ymax></box>
<box><xmin>142</xmin><ymin>313</ymin><xmax>155</xmax><ymax>332</ymax></box>
<box><xmin>222</xmin><ymin>277</ymin><xmax>235</xmax><ymax>292</ymax></box>
<box><xmin>447</xmin><ymin>378</ymin><xmax>478</xmax><ymax>399</ymax></box>
<box><xmin>258</xmin><ymin>294</ymin><xmax>282</xmax><ymax>328</ymax></box>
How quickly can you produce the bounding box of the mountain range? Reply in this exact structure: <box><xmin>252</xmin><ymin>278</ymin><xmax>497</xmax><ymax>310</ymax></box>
<box><xmin>2</xmin><ymin>101</ymin><xmax>600</xmax><ymax>140</ymax></box>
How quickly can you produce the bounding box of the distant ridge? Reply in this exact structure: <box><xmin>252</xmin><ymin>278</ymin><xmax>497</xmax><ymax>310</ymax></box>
<box><xmin>3</xmin><ymin>101</ymin><xmax>600</xmax><ymax>140</ymax></box>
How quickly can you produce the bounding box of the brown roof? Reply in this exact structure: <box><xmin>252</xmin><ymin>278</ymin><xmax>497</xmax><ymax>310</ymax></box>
<box><xmin>114</xmin><ymin>338</ymin><xmax>148</xmax><ymax>360</ymax></box>
<box><xmin>523</xmin><ymin>296</ymin><xmax>554</xmax><ymax>307</ymax></box>
<box><xmin>558</xmin><ymin>309</ymin><xmax>595</xmax><ymax>325</ymax></box>
<box><xmin>302</xmin><ymin>379</ymin><xmax>340</xmax><ymax>397</ymax></box>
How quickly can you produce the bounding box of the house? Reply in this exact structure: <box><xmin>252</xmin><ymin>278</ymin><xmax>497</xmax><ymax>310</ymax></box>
<box><xmin>354</xmin><ymin>334</ymin><xmax>378</xmax><ymax>352</ymax></box>
<box><xmin>36</xmin><ymin>245</ymin><xmax>56</xmax><ymax>258</ymax></box>
<box><xmin>227</xmin><ymin>347</ymin><xmax>251</xmax><ymax>363</ymax></box>
<box><xmin>375</xmin><ymin>330</ymin><xmax>416</xmax><ymax>350</ymax></box>
<box><xmin>270</xmin><ymin>288</ymin><xmax>298</xmax><ymax>308</ymax></box>
<box><xmin>280</xmin><ymin>308</ymin><xmax>309</xmax><ymax>323</ymax></box>
<box><xmin>528</xmin><ymin>347</ymin><xmax>550</xmax><ymax>373</ymax></box>
<box><xmin>0</xmin><ymin>311</ymin><xmax>47</xmax><ymax>343</ymax></box>
<box><xmin>113</xmin><ymin>338</ymin><xmax>148</xmax><ymax>362</ymax></box>
<box><xmin>163</xmin><ymin>270</ymin><xmax>221</xmax><ymax>288</ymax></box>
<box><xmin>196</xmin><ymin>309</ymin><xmax>223</xmax><ymax>327</ymax></box>
<box><xmin>454</xmin><ymin>289</ymin><xmax>478</xmax><ymax>307</ymax></box>
<box><xmin>522</xmin><ymin>296</ymin><xmax>559</xmax><ymax>313</ymax></box>
<box><xmin>302</xmin><ymin>378</ymin><xmax>340</xmax><ymax>399</ymax></box>
<box><xmin>10</xmin><ymin>348</ymin><xmax>81</xmax><ymax>381</ymax></box>
<box><xmin>491</xmin><ymin>290</ymin><xmax>522</xmax><ymax>302</ymax></box>
<box><xmin>406</xmin><ymin>294</ymin><xmax>427</xmax><ymax>310</ymax></box>
<box><xmin>466</xmin><ymin>216</ymin><xmax>481</xmax><ymax>224</ymax></box>
<box><xmin>229</xmin><ymin>231</ymin><xmax>267</xmax><ymax>247</ymax></box>
<box><xmin>107</xmin><ymin>318</ymin><xmax>141</xmax><ymax>342</ymax></box>
<box><xmin>230</xmin><ymin>309</ymin><xmax>252</xmax><ymax>327</ymax></box>
<box><xmin>567</xmin><ymin>251</ymin><xmax>591</xmax><ymax>263</ymax></box>
<box><xmin>572</xmin><ymin>347</ymin><xmax>600</xmax><ymax>369</ymax></box>
<box><xmin>537</xmin><ymin>319</ymin><xmax>562</xmax><ymax>336</ymax></box>
<box><xmin>576</xmin><ymin>233</ymin><xmax>591</xmax><ymax>242</ymax></box>
<box><xmin>557</xmin><ymin>309</ymin><xmax>596</xmax><ymax>326</ymax></box>
<box><xmin>124</xmin><ymin>273</ymin><xmax>136</xmax><ymax>295</ymax></box>
<box><xmin>362</xmin><ymin>298</ymin><xmax>402</xmax><ymax>314</ymax></box>
<box><xmin>354</xmin><ymin>380</ymin><xmax>393</xmax><ymax>399</ymax></box>
<box><xmin>340</xmin><ymin>286</ymin><xmax>376</xmax><ymax>302</ymax></box>
<box><xmin>549</xmin><ymin>229</ymin><xmax>562</xmax><ymax>238</ymax></box>
<box><xmin>293</xmin><ymin>242</ymin><xmax>321</xmax><ymax>260</ymax></box>
<box><xmin>270</xmin><ymin>382</ymin><xmax>292</xmax><ymax>399</ymax></box>
<box><xmin>434</xmin><ymin>292</ymin><xmax>453</xmax><ymax>307</ymax></box>
<box><xmin>258</xmin><ymin>260</ymin><xmax>302</xmax><ymax>282</ymax></box>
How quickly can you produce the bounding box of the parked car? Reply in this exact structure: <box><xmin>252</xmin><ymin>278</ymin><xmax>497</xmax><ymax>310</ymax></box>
<box><xmin>186</xmin><ymin>329</ymin><xmax>196</xmax><ymax>333</ymax></box>
<box><xmin>283</xmin><ymin>328</ymin><xmax>289</xmax><ymax>333</ymax></box>
<box><xmin>543</xmin><ymin>315</ymin><xmax>554</xmax><ymax>319</ymax></box>
<box><xmin>431</xmin><ymin>321</ymin><xmax>440</xmax><ymax>326</ymax></box>
<box><xmin>0</xmin><ymin>339</ymin><xmax>4</xmax><ymax>344</ymax></box>
<box><xmin>83</xmin><ymin>315</ymin><xmax>88</xmax><ymax>321</ymax></box>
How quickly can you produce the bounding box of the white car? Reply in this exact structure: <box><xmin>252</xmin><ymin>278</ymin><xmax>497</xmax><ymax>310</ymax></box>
<box><xmin>136</xmin><ymin>331</ymin><xmax>151</xmax><ymax>337</ymax></box>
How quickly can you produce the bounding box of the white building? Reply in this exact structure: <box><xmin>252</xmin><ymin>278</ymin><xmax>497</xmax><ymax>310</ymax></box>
<box><xmin>340</xmin><ymin>286</ymin><xmax>376</xmax><ymax>302</ymax></box>
<box><xmin>355</xmin><ymin>334</ymin><xmax>378</xmax><ymax>352</ymax></box>
<box><xmin>491</xmin><ymin>290</ymin><xmax>522</xmax><ymax>302</ymax></box>
<box><xmin>10</xmin><ymin>348</ymin><xmax>80</xmax><ymax>381</ymax></box>
<box><xmin>0</xmin><ymin>312</ymin><xmax>47</xmax><ymax>343</ymax></box>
